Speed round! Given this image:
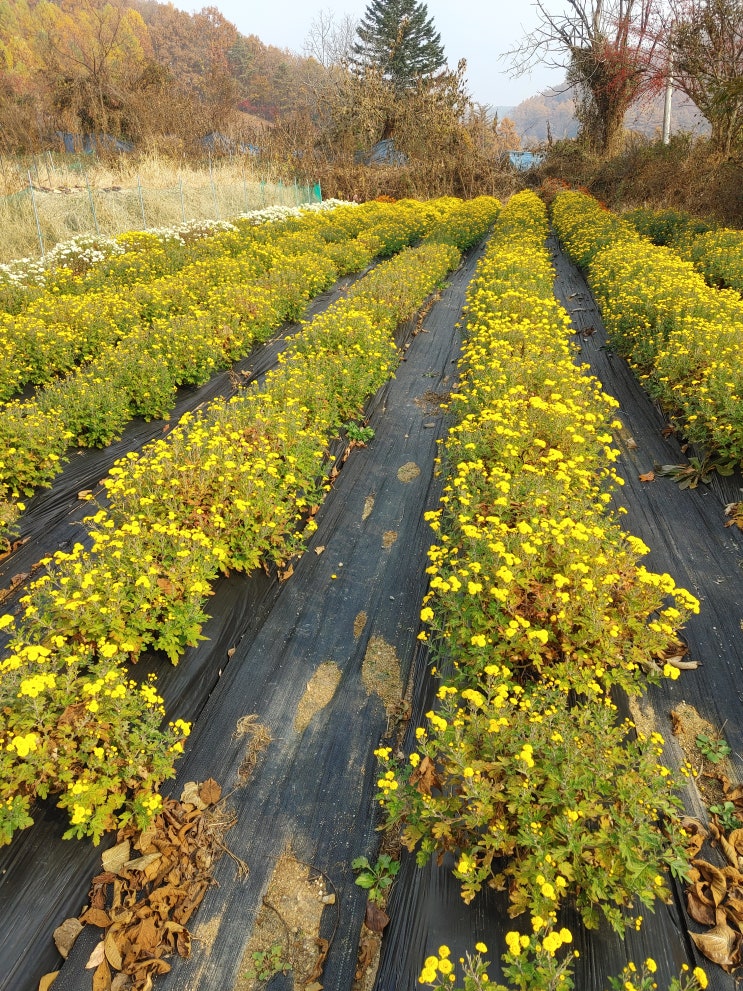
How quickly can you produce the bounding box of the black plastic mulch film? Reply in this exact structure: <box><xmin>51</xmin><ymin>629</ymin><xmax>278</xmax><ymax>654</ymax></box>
<box><xmin>2</xmin><ymin>232</ymin><xmax>743</xmax><ymax>991</ymax></box>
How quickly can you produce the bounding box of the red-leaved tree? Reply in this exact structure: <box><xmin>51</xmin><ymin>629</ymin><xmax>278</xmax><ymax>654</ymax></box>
<box><xmin>508</xmin><ymin>0</ymin><xmax>665</xmax><ymax>155</ymax></box>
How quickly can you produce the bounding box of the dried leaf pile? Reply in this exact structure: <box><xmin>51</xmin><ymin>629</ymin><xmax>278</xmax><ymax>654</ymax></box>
<box><xmin>46</xmin><ymin>779</ymin><xmax>234</xmax><ymax>991</ymax></box>
<box><xmin>683</xmin><ymin>778</ymin><xmax>743</xmax><ymax>973</ymax></box>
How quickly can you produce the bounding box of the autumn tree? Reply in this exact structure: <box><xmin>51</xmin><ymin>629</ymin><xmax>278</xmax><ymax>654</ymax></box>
<box><xmin>340</xmin><ymin>0</ymin><xmax>448</xmax><ymax>144</ymax></box>
<box><xmin>36</xmin><ymin>0</ymin><xmax>153</xmax><ymax>137</ymax></box>
<box><xmin>508</xmin><ymin>0</ymin><xmax>662</xmax><ymax>155</ymax></box>
<box><xmin>303</xmin><ymin>9</ymin><xmax>357</xmax><ymax>69</ymax></box>
<box><xmin>135</xmin><ymin>3</ymin><xmax>238</xmax><ymax>132</ymax></box>
<box><xmin>0</xmin><ymin>0</ymin><xmax>44</xmax><ymax>149</ymax></box>
<box><xmin>669</xmin><ymin>0</ymin><xmax>743</xmax><ymax>153</ymax></box>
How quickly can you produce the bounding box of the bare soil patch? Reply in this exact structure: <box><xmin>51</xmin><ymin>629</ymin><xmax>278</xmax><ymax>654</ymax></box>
<box><xmin>293</xmin><ymin>662</ymin><xmax>342</xmax><ymax>735</ymax></box>
<box><xmin>233</xmin><ymin>851</ymin><xmax>335</xmax><ymax>991</ymax></box>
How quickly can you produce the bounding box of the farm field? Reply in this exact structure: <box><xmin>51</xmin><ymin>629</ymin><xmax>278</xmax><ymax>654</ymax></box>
<box><xmin>0</xmin><ymin>192</ymin><xmax>742</xmax><ymax>991</ymax></box>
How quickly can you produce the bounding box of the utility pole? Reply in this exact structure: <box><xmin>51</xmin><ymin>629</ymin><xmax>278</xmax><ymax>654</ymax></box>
<box><xmin>662</xmin><ymin>54</ymin><xmax>673</xmax><ymax>144</ymax></box>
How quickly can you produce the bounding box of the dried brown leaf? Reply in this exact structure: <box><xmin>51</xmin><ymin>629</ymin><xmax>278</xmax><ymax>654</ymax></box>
<box><xmin>80</xmin><ymin>908</ymin><xmax>112</xmax><ymax>928</ymax></box>
<box><xmin>364</xmin><ymin>901</ymin><xmax>389</xmax><ymax>932</ymax></box>
<box><xmin>693</xmin><ymin>860</ymin><xmax>728</xmax><ymax>906</ymax></box>
<box><xmin>38</xmin><ymin>973</ymin><xmax>59</xmax><ymax>991</ymax></box>
<box><xmin>720</xmin><ymin>833</ymin><xmax>740</xmax><ymax>869</ymax></box>
<box><xmin>410</xmin><ymin>755</ymin><xmax>440</xmax><ymax>796</ymax></box>
<box><xmin>136</xmin><ymin>917</ymin><xmax>160</xmax><ymax>954</ymax></box>
<box><xmin>135</xmin><ymin>824</ymin><xmax>158</xmax><ymax>855</ymax></box>
<box><xmin>102</xmin><ymin>841</ymin><xmax>131</xmax><ymax>875</ymax></box>
<box><xmin>123</xmin><ymin>853</ymin><xmax>161</xmax><ymax>873</ymax></box>
<box><xmin>198</xmin><ymin>778</ymin><xmax>222</xmax><ymax>806</ymax></box>
<box><xmin>57</xmin><ymin>701</ymin><xmax>88</xmax><ymax>726</ymax></box>
<box><xmin>665</xmin><ymin>655</ymin><xmax>699</xmax><ymax>669</ymax></box>
<box><xmin>176</xmin><ymin>929</ymin><xmax>191</xmax><ymax>958</ymax></box>
<box><xmin>134</xmin><ymin>958</ymin><xmax>171</xmax><ymax>976</ymax></box>
<box><xmin>86</xmin><ymin>941</ymin><xmax>106</xmax><ymax>970</ymax></box>
<box><xmin>53</xmin><ymin>918</ymin><xmax>83</xmax><ymax>959</ymax></box>
<box><xmin>726</xmin><ymin>896</ymin><xmax>743</xmax><ymax>930</ymax></box>
<box><xmin>179</xmin><ymin>782</ymin><xmax>206</xmax><ymax>810</ymax></box>
<box><xmin>687</xmin><ymin>887</ymin><xmax>717</xmax><ymax>927</ymax></box>
<box><xmin>689</xmin><ymin>923</ymin><xmax>742</xmax><ymax>971</ymax></box>
<box><xmin>104</xmin><ymin>931</ymin><xmax>123</xmax><ymax>971</ymax></box>
<box><xmin>639</xmin><ymin>471</ymin><xmax>655</xmax><ymax>483</ymax></box>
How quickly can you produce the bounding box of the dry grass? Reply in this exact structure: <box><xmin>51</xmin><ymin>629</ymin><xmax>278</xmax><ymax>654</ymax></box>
<box><xmin>530</xmin><ymin>135</ymin><xmax>743</xmax><ymax>227</ymax></box>
<box><xmin>0</xmin><ymin>152</ymin><xmax>320</xmax><ymax>264</ymax></box>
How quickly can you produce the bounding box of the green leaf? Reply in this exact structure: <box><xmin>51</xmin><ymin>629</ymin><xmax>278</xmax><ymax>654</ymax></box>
<box><xmin>354</xmin><ymin>873</ymin><xmax>376</xmax><ymax>889</ymax></box>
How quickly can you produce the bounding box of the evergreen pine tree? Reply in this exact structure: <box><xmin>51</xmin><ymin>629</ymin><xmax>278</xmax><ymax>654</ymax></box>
<box><xmin>352</xmin><ymin>0</ymin><xmax>446</xmax><ymax>93</ymax></box>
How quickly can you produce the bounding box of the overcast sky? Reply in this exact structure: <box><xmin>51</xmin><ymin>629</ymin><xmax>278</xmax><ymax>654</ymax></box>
<box><xmin>174</xmin><ymin>1</ymin><xmax>564</xmax><ymax>109</ymax></box>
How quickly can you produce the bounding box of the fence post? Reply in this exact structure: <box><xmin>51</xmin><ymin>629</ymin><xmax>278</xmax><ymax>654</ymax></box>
<box><xmin>137</xmin><ymin>176</ymin><xmax>146</xmax><ymax>228</ymax></box>
<box><xmin>293</xmin><ymin>179</ymin><xmax>299</xmax><ymax>205</ymax></box>
<box><xmin>260</xmin><ymin>179</ymin><xmax>265</xmax><ymax>206</ymax></box>
<box><xmin>179</xmin><ymin>175</ymin><xmax>186</xmax><ymax>223</ymax></box>
<box><xmin>209</xmin><ymin>158</ymin><xmax>220</xmax><ymax>220</ymax></box>
<box><xmin>27</xmin><ymin>171</ymin><xmax>45</xmax><ymax>258</ymax></box>
<box><xmin>81</xmin><ymin>161</ymin><xmax>100</xmax><ymax>235</ymax></box>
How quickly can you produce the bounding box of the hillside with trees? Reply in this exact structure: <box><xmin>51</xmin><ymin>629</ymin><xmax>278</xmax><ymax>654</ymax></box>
<box><xmin>0</xmin><ymin>0</ymin><xmax>521</xmax><ymax>195</ymax></box>
<box><xmin>0</xmin><ymin>0</ymin><xmax>740</xmax><ymax>208</ymax></box>
<box><xmin>0</xmin><ymin>0</ymin><xmax>323</xmax><ymax>150</ymax></box>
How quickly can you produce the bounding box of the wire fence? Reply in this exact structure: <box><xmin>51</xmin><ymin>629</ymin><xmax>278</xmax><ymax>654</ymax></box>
<box><xmin>0</xmin><ymin>168</ymin><xmax>322</xmax><ymax>262</ymax></box>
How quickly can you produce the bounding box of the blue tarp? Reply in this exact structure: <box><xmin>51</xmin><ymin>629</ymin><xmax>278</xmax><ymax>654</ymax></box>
<box><xmin>202</xmin><ymin>132</ymin><xmax>260</xmax><ymax>155</ymax></box>
<box><xmin>55</xmin><ymin>131</ymin><xmax>134</xmax><ymax>154</ymax></box>
<box><xmin>508</xmin><ymin>150</ymin><xmax>544</xmax><ymax>170</ymax></box>
<box><xmin>356</xmin><ymin>138</ymin><xmax>407</xmax><ymax>166</ymax></box>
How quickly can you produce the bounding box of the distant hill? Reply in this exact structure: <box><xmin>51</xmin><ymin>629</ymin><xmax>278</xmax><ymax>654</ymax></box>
<box><xmin>504</xmin><ymin>85</ymin><xmax>709</xmax><ymax>146</ymax></box>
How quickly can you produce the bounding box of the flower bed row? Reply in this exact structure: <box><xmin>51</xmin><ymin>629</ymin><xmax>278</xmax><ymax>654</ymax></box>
<box><xmin>0</xmin><ymin>206</ymin><xmax>346</xmax><ymax>396</ymax></box>
<box><xmin>0</xmin><ymin>195</ymin><xmax>501</xmax><ymax>847</ymax></box>
<box><xmin>0</xmin><ymin>199</ymin><xmax>444</xmax><ymax>551</ymax></box>
<box><xmin>0</xmin><ymin>200</ymin><xmax>420</xmax><ymax>458</ymax></box>
<box><xmin>552</xmin><ymin>191</ymin><xmax>743</xmax><ymax>467</ymax></box>
<box><xmin>372</xmin><ymin>192</ymin><xmax>699</xmax><ymax>987</ymax></box>
<box><xmin>624</xmin><ymin>207</ymin><xmax>743</xmax><ymax>297</ymax></box>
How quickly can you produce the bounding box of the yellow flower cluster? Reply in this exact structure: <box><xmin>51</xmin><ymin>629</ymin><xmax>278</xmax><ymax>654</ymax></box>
<box><xmin>419</xmin><ymin>946</ymin><xmax>455</xmax><ymax>984</ymax></box>
<box><xmin>553</xmin><ymin>190</ymin><xmax>743</xmax><ymax>465</ymax></box>
<box><xmin>0</xmin><ymin>196</ymin><xmax>499</xmax><ymax>845</ymax></box>
<box><xmin>689</xmin><ymin>228</ymin><xmax>743</xmax><ymax>296</ymax></box>
<box><xmin>375</xmin><ymin>192</ymin><xmax>696</xmax><ymax>946</ymax></box>
<box><xmin>0</xmin><ymin>199</ymin><xmax>428</xmax><ymax>512</ymax></box>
